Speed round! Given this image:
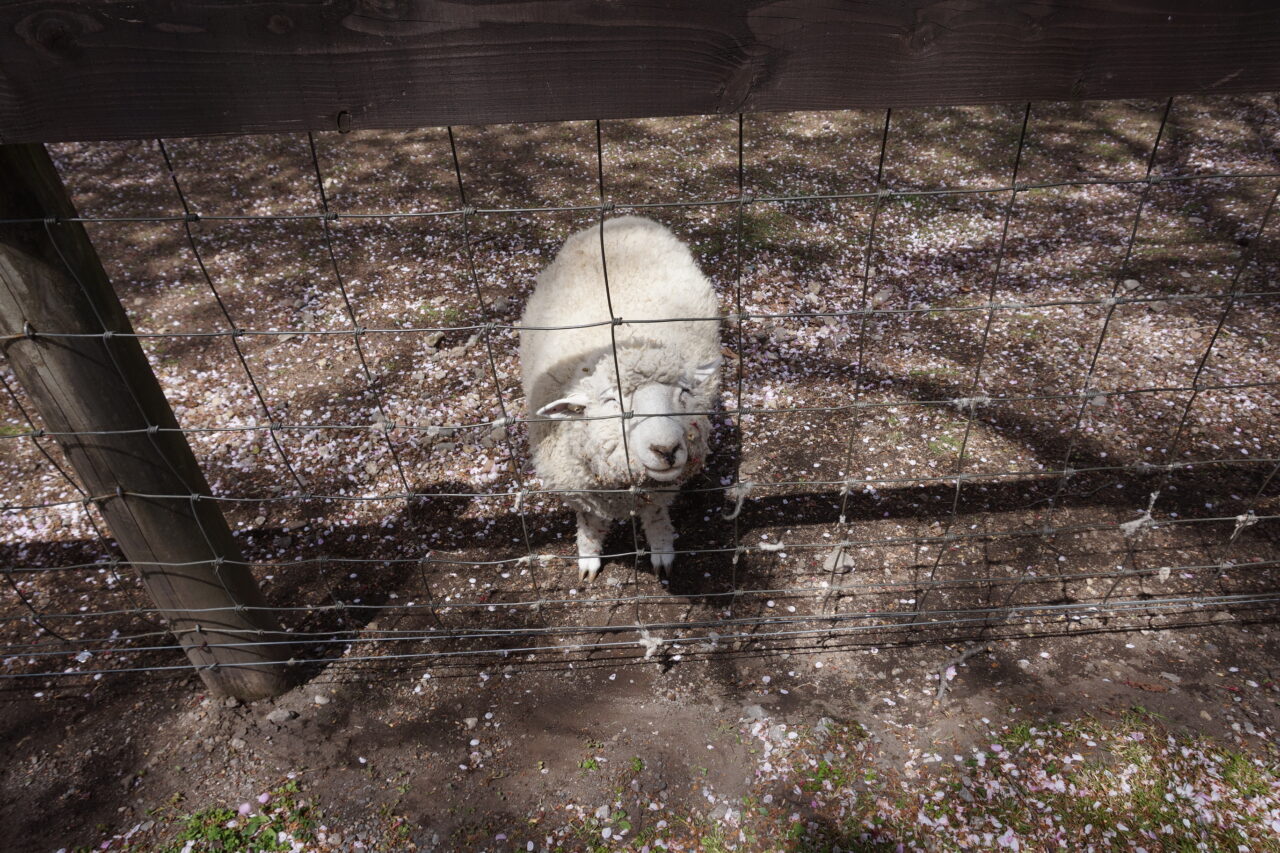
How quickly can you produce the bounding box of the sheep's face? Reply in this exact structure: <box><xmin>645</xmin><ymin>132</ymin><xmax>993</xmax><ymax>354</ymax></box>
<box><xmin>536</xmin><ymin>360</ymin><xmax>718</xmax><ymax>484</ymax></box>
<box><xmin>622</xmin><ymin>381</ymin><xmax>698</xmax><ymax>482</ymax></box>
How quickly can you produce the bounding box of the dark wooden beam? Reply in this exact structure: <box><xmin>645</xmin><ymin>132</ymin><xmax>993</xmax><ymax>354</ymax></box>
<box><xmin>1</xmin><ymin>1</ymin><xmax>1279</xmax><ymax>143</ymax></box>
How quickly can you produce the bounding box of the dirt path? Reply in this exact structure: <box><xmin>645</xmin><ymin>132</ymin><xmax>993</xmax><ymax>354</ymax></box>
<box><xmin>5</xmin><ymin>614</ymin><xmax>1277</xmax><ymax>851</ymax></box>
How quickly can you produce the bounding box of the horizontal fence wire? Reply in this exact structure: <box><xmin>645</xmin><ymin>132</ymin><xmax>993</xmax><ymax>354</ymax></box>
<box><xmin>2</xmin><ymin>96</ymin><xmax>1278</xmax><ymax>688</ymax></box>
<box><xmin>2</xmin><ymin>289</ymin><xmax>1279</xmax><ymax>338</ymax></box>
<box><xmin>4</xmin><ymin>548</ymin><xmax>1278</xmax><ymax>625</ymax></box>
<box><xmin>7</xmin><ymin>593</ymin><xmax>1280</xmax><ymax>681</ymax></box>
<box><xmin>3</xmin><ymin>170</ymin><xmax>1280</xmax><ymax>226</ymax></box>
<box><xmin>2</xmin><ymin>510</ymin><xmax>1276</xmax><ymax>578</ymax></box>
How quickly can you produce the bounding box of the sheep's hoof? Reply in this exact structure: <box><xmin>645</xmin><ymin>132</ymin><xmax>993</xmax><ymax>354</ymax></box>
<box><xmin>578</xmin><ymin>556</ymin><xmax>602</xmax><ymax>582</ymax></box>
<box><xmin>651</xmin><ymin>550</ymin><xmax>674</xmax><ymax>577</ymax></box>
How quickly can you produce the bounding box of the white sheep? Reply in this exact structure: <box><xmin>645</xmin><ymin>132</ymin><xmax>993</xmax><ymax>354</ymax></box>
<box><xmin>520</xmin><ymin>216</ymin><xmax>722</xmax><ymax>581</ymax></box>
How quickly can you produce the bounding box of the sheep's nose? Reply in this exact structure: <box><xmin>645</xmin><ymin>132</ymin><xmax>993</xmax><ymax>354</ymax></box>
<box><xmin>649</xmin><ymin>443</ymin><xmax>680</xmax><ymax>467</ymax></box>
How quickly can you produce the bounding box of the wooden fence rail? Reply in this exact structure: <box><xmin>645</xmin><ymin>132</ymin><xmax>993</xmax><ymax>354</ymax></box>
<box><xmin>2</xmin><ymin>1</ymin><xmax>1280</xmax><ymax>144</ymax></box>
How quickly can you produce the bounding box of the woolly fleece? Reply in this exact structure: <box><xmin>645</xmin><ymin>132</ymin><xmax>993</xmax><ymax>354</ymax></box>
<box><xmin>519</xmin><ymin>216</ymin><xmax>722</xmax><ymax>520</ymax></box>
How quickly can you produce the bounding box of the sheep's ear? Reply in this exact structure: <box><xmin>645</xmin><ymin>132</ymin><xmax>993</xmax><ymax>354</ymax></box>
<box><xmin>536</xmin><ymin>394</ymin><xmax>590</xmax><ymax>419</ymax></box>
<box><xmin>692</xmin><ymin>357</ymin><xmax>722</xmax><ymax>385</ymax></box>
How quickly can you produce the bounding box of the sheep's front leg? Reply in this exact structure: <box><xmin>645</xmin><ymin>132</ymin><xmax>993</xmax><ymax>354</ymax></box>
<box><xmin>575</xmin><ymin>511</ymin><xmax>610</xmax><ymax>582</ymax></box>
<box><xmin>640</xmin><ymin>503</ymin><xmax>676</xmax><ymax>577</ymax></box>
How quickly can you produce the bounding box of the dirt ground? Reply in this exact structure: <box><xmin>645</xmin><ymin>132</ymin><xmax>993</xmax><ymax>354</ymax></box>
<box><xmin>1</xmin><ymin>95</ymin><xmax>1279</xmax><ymax>850</ymax></box>
<box><xmin>4</xmin><ymin>619</ymin><xmax>1280</xmax><ymax>850</ymax></box>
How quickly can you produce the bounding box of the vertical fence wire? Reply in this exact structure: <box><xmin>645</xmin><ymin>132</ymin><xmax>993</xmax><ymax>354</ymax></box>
<box><xmin>729</xmin><ymin>113</ymin><xmax>748</xmax><ymax>621</ymax></box>
<box><xmin>157</xmin><ymin>139</ymin><xmax>308</xmax><ymax>494</ymax></box>
<box><xmin>828</xmin><ymin>108</ymin><xmax>894</xmax><ymax>623</ymax></box>
<box><xmin>307</xmin><ymin>132</ymin><xmax>414</xmax><ymax>498</ymax></box>
<box><xmin>443</xmin><ymin>126</ymin><xmax>544</xmax><ymax>614</ymax></box>
<box><xmin>1139</xmin><ymin>183</ymin><xmax>1280</xmax><ymax>603</ymax></box>
<box><xmin>914</xmin><ymin>104</ymin><xmax>1032</xmax><ymax>625</ymax></box>
<box><xmin>593</xmin><ymin>120</ymin><xmax>648</xmax><ymax>635</ymax></box>
<box><xmin>1164</xmin><ymin>185</ymin><xmax>1279</xmax><ymax>466</ymax></box>
<box><xmin>1026</xmin><ymin>98</ymin><xmax>1174</xmax><ymax>616</ymax></box>
<box><xmin>1095</xmin><ymin>181</ymin><xmax>1280</xmax><ymax>608</ymax></box>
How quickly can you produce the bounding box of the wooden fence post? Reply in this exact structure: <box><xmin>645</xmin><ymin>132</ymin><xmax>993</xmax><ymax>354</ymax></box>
<box><xmin>0</xmin><ymin>143</ymin><xmax>290</xmax><ymax>700</ymax></box>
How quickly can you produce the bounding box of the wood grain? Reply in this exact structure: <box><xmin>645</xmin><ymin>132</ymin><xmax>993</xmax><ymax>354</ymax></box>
<box><xmin>1</xmin><ymin>1</ymin><xmax>1279</xmax><ymax>143</ymax></box>
<box><xmin>0</xmin><ymin>144</ymin><xmax>290</xmax><ymax>699</ymax></box>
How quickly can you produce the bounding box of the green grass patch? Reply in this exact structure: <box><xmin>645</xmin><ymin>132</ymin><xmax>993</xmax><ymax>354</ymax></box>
<box><xmin>162</xmin><ymin>780</ymin><xmax>318</xmax><ymax>853</ymax></box>
<box><xmin>926</xmin><ymin>432</ymin><xmax>963</xmax><ymax>457</ymax></box>
<box><xmin>419</xmin><ymin>303</ymin><xmax>466</xmax><ymax>326</ymax></box>
<box><xmin>746</xmin><ymin>206</ymin><xmax>795</xmax><ymax>242</ymax></box>
<box><xmin>1220</xmin><ymin>750</ymin><xmax>1273</xmax><ymax>799</ymax></box>
<box><xmin>758</xmin><ymin>709</ymin><xmax>1280</xmax><ymax>853</ymax></box>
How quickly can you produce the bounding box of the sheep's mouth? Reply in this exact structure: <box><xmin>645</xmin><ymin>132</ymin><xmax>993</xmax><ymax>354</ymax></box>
<box><xmin>644</xmin><ymin>464</ymin><xmax>685</xmax><ymax>482</ymax></box>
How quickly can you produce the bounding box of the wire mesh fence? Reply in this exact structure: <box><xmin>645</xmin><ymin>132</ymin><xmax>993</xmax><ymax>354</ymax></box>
<box><xmin>1</xmin><ymin>96</ymin><xmax>1278</xmax><ymax>691</ymax></box>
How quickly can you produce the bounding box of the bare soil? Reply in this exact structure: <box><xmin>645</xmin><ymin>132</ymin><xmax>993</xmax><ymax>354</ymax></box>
<box><xmin>3</xmin><ymin>619</ymin><xmax>1279</xmax><ymax>850</ymax></box>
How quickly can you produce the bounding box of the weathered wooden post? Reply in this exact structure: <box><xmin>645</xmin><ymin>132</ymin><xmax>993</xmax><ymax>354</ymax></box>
<box><xmin>0</xmin><ymin>143</ymin><xmax>290</xmax><ymax>699</ymax></box>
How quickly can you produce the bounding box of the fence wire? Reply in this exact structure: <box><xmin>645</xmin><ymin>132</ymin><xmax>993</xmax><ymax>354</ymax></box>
<box><xmin>1</xmin><ymin>97</ymin><xmax>1278</xmax><ymax>688</ymax></box>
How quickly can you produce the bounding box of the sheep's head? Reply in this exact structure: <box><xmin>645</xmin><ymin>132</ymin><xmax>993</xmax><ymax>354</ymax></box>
<box><xmin>536</xmin><ymin>353</ymin><xmax>720</xmax><ymax>484</ymax></box>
